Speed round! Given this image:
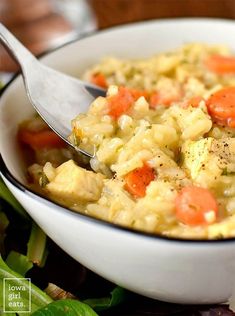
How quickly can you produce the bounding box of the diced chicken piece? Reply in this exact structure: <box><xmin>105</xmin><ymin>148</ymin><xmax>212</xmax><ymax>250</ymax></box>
<box><xmin>44</xmin><ymin>160</ymin><xmax>104</xmax><ymax>205</ymax></box>
<box><xmin>182</xmin><ymin>137</ymin><xmax>235</xmax><ymax>188</ymax></box>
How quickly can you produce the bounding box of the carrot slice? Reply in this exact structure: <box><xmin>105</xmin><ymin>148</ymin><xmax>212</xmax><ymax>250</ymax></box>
<box><xmin>182</xmin><ymin>96</ymin><xmax>204</xmax><ymax>108</ymax></box>
<box><xmin>149</xmin><ymin>92</ymin><xmax>161</xmax><ymax>108</ymax></box>
<box><xmin>91</xmin><ymin>73</ymin><xmax>108</xmax><ymax>88</ymax></box>
<box><xmin>127</xmin><ymin>88</ymin><xmax>149</xmax><ymax>101</ymax></box>
<box><xmin>175</xmin><ymin>186</ymin><xmax>218</xmax><ymax>226</ymax></box>
<box><xmin>124</xmin><ymin>164</ymin><xmax>155</xmax><ymax>198</ymax></box>
<box><xmin>205</xmin><ymin>55</ymin><xmax>235</xmax><ymax>74</ymax></box>
<box><xmin>108</xmin><ymin>86</ymin><xmax>134</xmax><ymax>119</ymax></box>
<box><xmin>206</xmin><ymin>86</ymin><xmax>235</xmax><ymax>127</ymax></box>
<box><xmin>18</xmin><ymin>129</ymin><xmax>66</xmax><ymax>149</ymax></box>
<box><xmin>149</xmin><ymin>91</ymin><xmax>181</xmax><ymax>108</ymax></box>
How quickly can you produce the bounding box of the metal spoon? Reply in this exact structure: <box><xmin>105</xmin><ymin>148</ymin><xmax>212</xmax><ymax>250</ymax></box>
<box><xmin>0</xmin><ymin>23</ymin><xmax>106</xmax><ymax>158</ymax></box>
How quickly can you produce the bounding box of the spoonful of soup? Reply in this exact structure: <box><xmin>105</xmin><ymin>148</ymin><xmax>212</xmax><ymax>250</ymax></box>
<box><xmin>0</xmin><ymin>23</ymin><xmax>106</xmax><ymax>158</ymax></box>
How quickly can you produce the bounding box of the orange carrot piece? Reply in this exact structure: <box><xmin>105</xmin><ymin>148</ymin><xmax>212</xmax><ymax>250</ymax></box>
<box><xmin>183</xmin><ymin>96</ymin><xmax>204</xmax><ymax>108</ymax></box>
<box><xmin>124</xmin><ymin>164</ymin><xmax>155</xmax><ymax>198</ymax></box>
<box><xmin>149</xmin><ymin>91</ymin><xmax>181</xmax><ymax>108</ymax></box>
<box><xmin>91</xmin><ymin>73</ymin><xmax>108</xmax><ymax>88</ymax></box>
<box><xmin>206</xmin><ymin>86</ymin><xmax>235</xmax><ymax>127</ymax></box>
<box><xmin>127</xmin><ymin>88</ymin><xmax>149</xmax><ymax>101</ymax></box>
<box><xmin>108</xmin><ymin>86</ymin><xmax>134</xmax><ymax>119</ymax></box>
<box><xmin>205</xmin><ymin>55</ymin><xmax>235</xmax><ymax>74</ymax></box>
<box><xmin>149</xmin><ymin>92</ymin><xmax>160</xmax><ymax>108</ymax></box>
<box><xmin>18</xmin><ymin>129</ymin><xmax>66</xmax><ymax>149</ymax></box>
<box><xmin>175</xmin><ymin>186</ymin><xmax>218</xmax><ymax>226</ymax></box>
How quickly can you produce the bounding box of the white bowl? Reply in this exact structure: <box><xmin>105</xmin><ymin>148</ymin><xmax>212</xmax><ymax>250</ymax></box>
<box><xmin>1</xmin><ymin>18</ymin><xmax>235</xmax><ymax>304</ymax></box>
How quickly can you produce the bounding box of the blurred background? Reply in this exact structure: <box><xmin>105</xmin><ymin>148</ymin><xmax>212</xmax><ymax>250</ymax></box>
<box><xmin>0</xmin><ymin>0</ymin><xmax>235</xmax><ymax>75</ymax></box>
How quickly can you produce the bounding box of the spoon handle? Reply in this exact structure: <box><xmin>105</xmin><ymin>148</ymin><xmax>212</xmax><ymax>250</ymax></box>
<box><xmin>0</xmin><ymin>23</ymin><xmax>36</xmax><ymax>71</ymax></box>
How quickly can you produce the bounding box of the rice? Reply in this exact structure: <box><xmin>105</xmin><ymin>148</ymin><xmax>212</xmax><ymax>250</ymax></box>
<box><xmin>25</xmin><ymin>43</ymin><xmax>235</xmax><ymax>239</ymax></box>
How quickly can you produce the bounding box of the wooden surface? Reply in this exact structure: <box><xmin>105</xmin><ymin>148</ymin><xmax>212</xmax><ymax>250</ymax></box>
<box><xmin>1</xmin><ymin>0</ymin><xmax>235</xmax><ymax>72</ymax></box>
<box><xmin>90</xmin><ymin>0</ymin><xmax>235</xmax><ymax>29</ymax></box>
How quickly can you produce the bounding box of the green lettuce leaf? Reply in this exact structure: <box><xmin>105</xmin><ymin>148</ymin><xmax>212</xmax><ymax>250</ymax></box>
<box><xmin>27</xmin><ymin>223</ymin><xmax>48</xmax><ymax>267</ymax></box>
<box><xmin>0</xmin><ymin>255</ymin><xmax>52</xmax><ymax>315</ymax></box>
<box><xmin>6</xmin><ymin>251</ymin><xmax>33</xmax><ymax>276</ymax></box>
<box><xmin>0</xmin><ymin>210</ymin><xmax>9</xmax><ymax>255</ymax></box>
<box><xmin>84</xmin><ymin>286</ymin><xmax>126</xmax><ymax>311</ymax></box>
<box><xmin>0</xmin><ymin>177</ymin><xmax>30</xmax><ymax>220</ymax></box>
<box><xmin>32</xmin><ymin>299</ymin><xmax>98</xmax><ymax>316</ymax></box>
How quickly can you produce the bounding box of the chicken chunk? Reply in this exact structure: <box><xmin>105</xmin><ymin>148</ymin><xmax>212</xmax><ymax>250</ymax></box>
<box><xmin>44</xmin><ymin>160</ymin><xmax>104</xmax><ymax>205</ymax></box>
<box><xmin>182</xmin><ymin>137</ymin><xmax>235</xmax><ymax>188</ymax></box>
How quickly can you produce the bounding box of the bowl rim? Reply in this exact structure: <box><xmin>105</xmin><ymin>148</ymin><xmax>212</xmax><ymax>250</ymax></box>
<box><xmin>1</xmin><ymin>17</ymin><xmax>235</xmax><ymax>244</ymax></box>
